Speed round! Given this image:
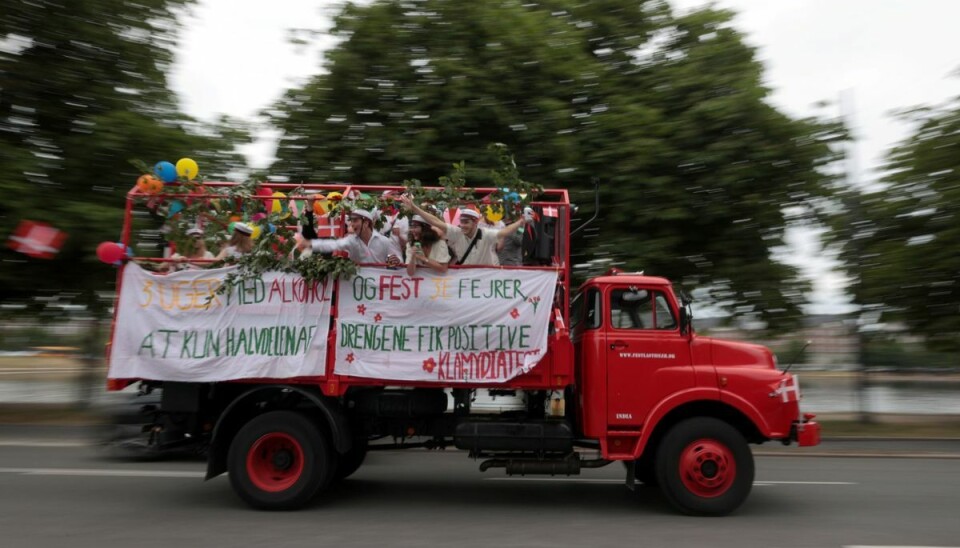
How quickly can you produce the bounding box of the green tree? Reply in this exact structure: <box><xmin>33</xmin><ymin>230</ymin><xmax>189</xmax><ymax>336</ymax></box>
<box><xmin>830</xmin><ymin>97</ymin><xmax>960</xmax><ymax>351</ymax></box>
<box><xmin>0</xmin><ymin>0</ymin><xmax>249</xmax><ymax>311</ymax></box>
<box><xmin>269</xmin><ymin>0</ymin><xmax>844</xmax><ymax>330</ymax></box>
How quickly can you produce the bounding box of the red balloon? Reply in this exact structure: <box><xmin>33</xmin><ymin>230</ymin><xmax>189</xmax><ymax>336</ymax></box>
<box><xmin>96</xmin><ymin>241</ymin><xmax>125</xmax><ymax>264</ymax></box>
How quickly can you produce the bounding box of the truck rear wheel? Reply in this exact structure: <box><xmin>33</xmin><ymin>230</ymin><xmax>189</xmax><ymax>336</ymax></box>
<box><xmin>655</xmin><ymin>417</ymin><xmax>753</xmax><ymax>516</ymax></box>
<box><xmin>228</xmin><ymin>410</ymin><xmax>334</xmax><ymax>510</ymax></box>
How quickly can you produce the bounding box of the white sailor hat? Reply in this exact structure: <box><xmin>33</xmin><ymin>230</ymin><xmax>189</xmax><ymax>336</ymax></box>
<box><xmin>459</xmin><ymin>207</ymin><xmax>482</xmax><ymax>220</ymax></box>
<box><xmin>349</xmin><ymin>209</ymin><xmax>374</xmax><ymax>222</ymax></box>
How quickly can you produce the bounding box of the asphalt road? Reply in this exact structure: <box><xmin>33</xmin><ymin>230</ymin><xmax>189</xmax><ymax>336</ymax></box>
<box><xmin>1</xmin><ymin>432</ymin><xmax>959</xmax><ymax>548</ymax></box>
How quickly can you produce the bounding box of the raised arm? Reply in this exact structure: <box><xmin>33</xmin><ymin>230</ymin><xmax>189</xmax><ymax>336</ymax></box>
<box><xmin>398</xmin><ymin>195</ymin><xmax>447</xmax><ymax>232</ymax></box>
<box><xmin>497</xmin><ymin>217</ymin><xmax>526</xmax><ymax>240</ymax></box>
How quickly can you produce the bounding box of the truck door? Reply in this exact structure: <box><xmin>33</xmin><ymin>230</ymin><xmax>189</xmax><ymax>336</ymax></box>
<box><xmin>605</xmin><ymin>286</ymin><xmax>694</xmax><ymax>429</ymax></box>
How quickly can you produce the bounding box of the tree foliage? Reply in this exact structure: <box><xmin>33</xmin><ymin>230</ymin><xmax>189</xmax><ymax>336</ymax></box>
<box><xmin>269</xmin><ymin>0</ymin><xmax>844</xmax><ymax>329</ymax></box>
<box><xmin>830</xmin><ymin>97</ymin><xmax>960</xmax><ymax>351</ymax></box>
<box><xmin>0</xmin><ymin>0</ymin><xmax>249</xmax><ymax>311</ymax></box>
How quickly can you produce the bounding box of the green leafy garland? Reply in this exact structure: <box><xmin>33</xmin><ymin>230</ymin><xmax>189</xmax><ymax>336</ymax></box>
<box><xmin>131</xmin><ymin>144</ymin><xmax>540</xmax><ymax>297</ymax></box>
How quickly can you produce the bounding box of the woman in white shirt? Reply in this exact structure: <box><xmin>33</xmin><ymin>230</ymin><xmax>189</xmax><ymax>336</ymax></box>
<box><xmin>216</xmin><ymin>223</ymin><xmax>254</xmax><ymax>261</ymax></box>
<box><xmin>406</xmin><ymin>215</ymin><xmax>450</xmax><ymax>275</ymax></box>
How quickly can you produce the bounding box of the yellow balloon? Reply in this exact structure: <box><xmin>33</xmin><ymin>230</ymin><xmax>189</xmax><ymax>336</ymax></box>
<box><xmin>270</xmin><ymin>192</ymin><xmax>285</xmax><ymax>213</ymax></box>
<box><xmin>271</xmin><ymin>192</ymin><xmax>291</xmax><ymax>220</ymax></box>
<box><xmin>175</xmin><ymin>158</ymin><xmax>199</xmax><ymax>180</ymax></box>
<box><xmin>484</xmin><ymin>203</ymin><xmax>504</xmax><ymax>223</ymax></box>
<box><xmin>250</xmin><ymin>225</ymin><xmax>262</xmax><ymax>239</ymax></box>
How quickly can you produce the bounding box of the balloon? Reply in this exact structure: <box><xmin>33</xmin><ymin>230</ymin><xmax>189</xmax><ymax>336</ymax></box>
<box><xmin>270</xmin><ymin>192</ymin><xmax>289</xmax><ymax>217</ymax></box>
<box><xmin>267</xmin><ymin>223</ymin><xmax>276</xmax><ymax>234</ymax></box>
<box><xmin>175</xmin><ymin>158</ymin><xmax>199</xmax><ymax>180</ymax></box>
<box><xmin>96</xmin><ymin>241</ymin><xmax>125</xmax><ymax>264</ymax></box>
<box><xmin>484</xmin><ymin>204</ymin><xmax>504</xmax><ymax>223</ymax></box>
<box><xmin>113</xmin><ymin>246</ymin><xmax>133</xmax><ymax>266</ymax></box>
<box><xmin>136</xmin><ymin>174</ymin><xmax>163</xmax><ymax>195</ymax></box>
<box><xmin>228</xmin><ymin>222</ymin><xmax>237</xmax><ymax>234</ymax></box>
<box><xmin>359</xmin><ymin>193</ymin><xmax>371</xmax><ymax>201</ymax></box>
<box><xmin>168</xmin><ymin>200</ymin><xmax>184</xmax><ymax>217</ymax></box>
<box><xmin>251</xmin><ymin>212</ymin><xmax>267</xmax><ymax>222</ymax></box>
<box><xmin>313</xmin><ymin>195</ymin><xmax>329</xmax><ymax>215</ymax></box>
<box><xmin>229</xmin><ymin>215</ymin><xmax>242</xmax><ymax>222</ymax></box>
<box><xmin>153</xmin><ymin>161</ymin><xmax>177</xmax><ymax>183</ymax></box>
<box><xmin>250</xmin><ymin>225</ymin><xmax>262</xmax><ymax>239</ymax></box>
<box><xmin>326</xmin><ymin>191</ymin><xmax>343</xmax><ymax>202</ymax></box>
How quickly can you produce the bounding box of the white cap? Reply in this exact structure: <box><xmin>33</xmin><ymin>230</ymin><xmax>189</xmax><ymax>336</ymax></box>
<box><xmin>410</xmin><ymin>214</ymin><xmax>427</xmax><ymax>224</ymax></box>
<box><xmin>349</xmin><ymin>209</ymin><xmax>374</xmax><ymax>222</ymax></box>
<box><xmin>186</xmin><ymin>227</ymin><xmax>203</xmax><ymax>237</ymax></box>
<box><xmin>459</xmin><ymin>207</ymin><xmax>482</xmax><ymax>220</ymax></box>
<box><xmin>233</xmin><ymin>223</ymin><xmax>253</xmax><ymax>235</ymax></box>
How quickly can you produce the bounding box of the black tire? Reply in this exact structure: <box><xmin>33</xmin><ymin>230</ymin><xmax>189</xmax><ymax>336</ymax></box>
<box><xmin>655</xmin><ymin>417</ymin><xmax>754</xmax><ymax>516</ymax></box>
<box><xmin>334</xmin><ymin>439</ymin><xmax>368</xmax><ymax>482</ymax></box>
<box><xmin>227</xmin><ymin>410</ymin><xmax>335</xmax><ymax>510</ymax></box>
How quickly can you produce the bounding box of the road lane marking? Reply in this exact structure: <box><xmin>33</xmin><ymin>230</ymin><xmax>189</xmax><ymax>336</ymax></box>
<box><xmin>0</xmin><ymin>440</ymin><xmax>90</xmax><ymax>447</ymax></box>
<box><xmin>0</xmin><ymin>467</ymin><xmax>204</xmax><ymax>478</ymax></box>
<box><xmin>755</xmin><ymin>481</ymin><xmax>857</xmax><ymax>485</ymax></box>
<box><xmin>484</xmin><ymin>478</ymin><xmax>856</xmax><ymax>486</ymax></box>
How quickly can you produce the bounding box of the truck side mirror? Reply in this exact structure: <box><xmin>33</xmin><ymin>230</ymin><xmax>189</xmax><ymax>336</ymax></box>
<box><xmin>678</xmin><ymin>294</ymin><xmax>693</xmax><ymax>335</ymax></box>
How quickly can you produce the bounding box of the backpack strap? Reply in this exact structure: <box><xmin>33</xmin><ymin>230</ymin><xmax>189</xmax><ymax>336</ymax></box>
<box><xmin>456</xmin><ymin>231</ymin><xmax>482</xmax><ymax>265</ymax></box>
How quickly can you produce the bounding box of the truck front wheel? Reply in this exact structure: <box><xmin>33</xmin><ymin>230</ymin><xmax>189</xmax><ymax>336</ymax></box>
<box><xmin>655</xmin><ymin>417</ymin><xmax>754</xmax><ymax>516</ymax></box>
<box><xmin>228</xmin><ymin>410</ymin><xmax>335</xmax><ymax>510</ymax></box>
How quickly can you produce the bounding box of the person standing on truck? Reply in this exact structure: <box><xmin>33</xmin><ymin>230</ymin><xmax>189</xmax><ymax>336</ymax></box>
<box><xmin>406</xmin><ymin>214</ymin><xmax>450</xmax><ymax>275</ymax></box>
<box><xmin>216</xmin><ymin>223</ymin><xmax>254</xmax><ymax>261</ymax></box>
<box><xmin>379</xmin><ymin>190</ymin><xmax>408</xmax><ymax>251</ymax></box>
<box><xmin>297</xmin><ymin>208</ymin><xmax>403</xmax><ymax>266</ymax></box>
<box><xmin>166</xmin><ymin>227</ymin><xmax>215</xmax><ymax>271</ymax></box>
<box><xmin>399</xmin><ymin>195</ymin><xmax>529</xmax><ymax>266</ymax></box>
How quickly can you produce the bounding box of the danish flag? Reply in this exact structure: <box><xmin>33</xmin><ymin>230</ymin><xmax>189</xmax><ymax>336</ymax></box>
<box><xmin>7</xmin><ymin>220</ymin><xmax>67</xmax><ymax>259</ymax></box>
<box><xmin>542</xmin><ymin>206</ymin><xmax>559</xmax><ymax>218</ymax></box>
<box><xmin>772</xmin><ymin>376</ymin><xmax>801</xmax><ymax>403</ymax></box>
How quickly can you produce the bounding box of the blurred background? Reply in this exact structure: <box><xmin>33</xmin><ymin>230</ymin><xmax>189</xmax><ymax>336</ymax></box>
<box><xmin>1</xmin><ymin>0</ymin><xmax>957</xmax><ymax>426</ymax></box>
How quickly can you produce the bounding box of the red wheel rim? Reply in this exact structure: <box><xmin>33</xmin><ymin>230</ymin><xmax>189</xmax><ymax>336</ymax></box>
<box><xmin>246</xmin><ymin>432</ymin><xmax>305</xmax><ymax>492</ymax></box>
<box><xmin>678</xmin><ymin>438</ymin><xmax>736</xmax><ymax>498</ymax></box>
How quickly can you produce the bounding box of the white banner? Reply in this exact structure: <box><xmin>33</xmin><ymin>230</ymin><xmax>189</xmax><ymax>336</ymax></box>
<box><xmin>334</xmin><ymin>267</ymin><xmax>558</xmax><ymax>382</ymax></box>
<box><xmin>108</xmin><ymin>264</ymin><xmax>332</xmax><ymax>382</ymax></box>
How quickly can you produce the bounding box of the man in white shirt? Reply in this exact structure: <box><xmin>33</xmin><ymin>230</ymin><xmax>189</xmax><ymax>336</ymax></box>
<box><xmin>399</xmin><ymin>195</ymin><xmax>529</xmax><ymax>266</ymax></box>
<box><xmin>297</xmin><ymin>209</ymin><xmax>402</xmax><ymax>265</ymax></box>
<box><xmin>378</xmin><ymin>190</ymin><xmax>409</xmax><ymax>251</ymax></box>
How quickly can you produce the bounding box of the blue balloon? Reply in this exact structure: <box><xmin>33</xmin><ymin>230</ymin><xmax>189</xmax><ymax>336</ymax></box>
<box><xmin>154</xmin><ymin>161</ymin><xmax>177</xmax><ymax>183</ymax></box>
<box><xmin>111</xmin><ymin>243</ymin><xmax>132</xmax><ymax>266</ymax></box>
<box><xmin>168</xmin><ymin>200</ymin><xmax>185</xmax><ymax>217</ymax></box>
<box><xmin>267</xmin><ymin>223</ymin><xmax>276</xmax><ymax>234</ymax></box>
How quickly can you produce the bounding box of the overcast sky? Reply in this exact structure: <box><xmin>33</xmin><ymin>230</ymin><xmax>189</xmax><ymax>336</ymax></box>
<box><xmin>171</xmin><ymin>0</ymin><xmax>960</xmax><ymax>314</ymax></box>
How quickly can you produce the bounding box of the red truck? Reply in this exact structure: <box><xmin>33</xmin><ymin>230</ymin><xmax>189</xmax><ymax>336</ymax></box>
<box><xmin>106</xmin><ymin>181</ymin><xmax>820</xmax><ymax>516</ymax></box>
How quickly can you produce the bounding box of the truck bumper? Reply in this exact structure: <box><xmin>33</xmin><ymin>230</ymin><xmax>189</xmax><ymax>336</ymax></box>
<box><xmin>794</xmin><ymin>413</ymin><xmax>821</xmax><ymax>447</ymax></box>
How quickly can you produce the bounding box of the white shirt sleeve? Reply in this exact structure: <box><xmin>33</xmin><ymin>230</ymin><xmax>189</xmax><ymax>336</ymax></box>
<box><xmin>311</xmin><ymin>236</ymin><xmax>352</xmax><ymax>254</ymax></box>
